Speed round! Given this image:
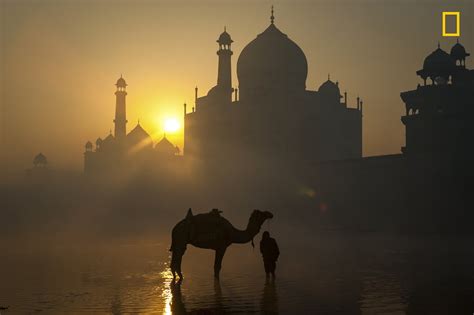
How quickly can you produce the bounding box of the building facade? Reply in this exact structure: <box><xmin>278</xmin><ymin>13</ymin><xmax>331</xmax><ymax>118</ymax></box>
<box><xmin>401</xmin><ymin>41</ymin><xmax>474</xmax><ymax>158</ymax></box>
<box><xmin>315</xmin><ymin>40</ymin><xmax>474</xmax><ymax>232</ymax></box>
<box><xmin>184</xmin><ymin>13</ymin><xmax>363</xmax><ymax>166</ymax></box>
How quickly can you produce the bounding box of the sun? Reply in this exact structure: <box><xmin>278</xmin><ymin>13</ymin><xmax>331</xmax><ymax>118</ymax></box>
<box><xmin>164</xmin><ymin>118</ymin><xmax>180</xmax><ymax>133</ymax></box>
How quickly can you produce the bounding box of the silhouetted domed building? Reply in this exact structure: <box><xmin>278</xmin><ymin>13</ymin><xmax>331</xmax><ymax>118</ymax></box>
<box><xmin>33</xmin><ymin>153</ymin><xmax>48</xmax><ymax>167</ymax></box>
<box><xmin>156</xmin><ymin>135</ymin><xmax>180</xmax><ymax>157</ymax></box>
<box><xmin>417</xmin><ymin>44</ymin><xmax>456</xmax><ymax>84</ymax></box>
<box><xmin>127</xmin><ymin>122</ymin><xmax>154</xmax><ymax>151</ymax></box>
<box><xmin>315</xmin><ymin>40</ymin><xmax>474</xmax><ymax>232</ymax></box>
<box><xmin>318</xmin><ymin>77</ymin><xmax>346</xmax><ymax>106</ymax></box>
<box><xmin>185</xmin><ymin>10</ymin><xmax>362</xmax><ymax>165</ymax></box>
<box><xmin>450</xmin><ymin>39</ymin><xmax>470</xmax><ymax>67</ymax></box>
<box><xmin>401</xmin><ymin>41</ymin><xmax>474</xmax><ymax>157</ymax></box>
<box><xmin>217</xmin><ymin>28</ymin><xmax>233</xmax><ymax>46</ymax></box>
<box><xmin>84</xmin><ymin>76</ymin><xmax>180</xmax><ymax>174</ymax></box>
<box><xmin>237</xmin><ymin>22</ymin><xmax>308</xmax><ymax>98</ymax></box>
<box><xmin>26</xmin><ymin>152</ymin><xmax>51</xmax><ymax>179</ymax></box>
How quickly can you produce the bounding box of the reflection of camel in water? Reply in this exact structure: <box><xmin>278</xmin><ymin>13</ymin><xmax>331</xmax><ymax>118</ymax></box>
<box><xmin>170</xmin><ymin>280</ymin><xmax>186</xmax><ymax>314</ymax></box>
<box><xmin>170</xmin><ymin>279</ymin><xmax>223</xmax><ymax>314</ymax></box>
<box><xmin>170</xmin><ymin>208</ymin><xmax>274</xmax><ymax>279</ymax></box>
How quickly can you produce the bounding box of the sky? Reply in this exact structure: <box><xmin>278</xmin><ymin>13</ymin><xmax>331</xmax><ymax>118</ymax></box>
<box><xmin>1</xmin><ymin>0</ymin><xmax>473</xmax><ymax>171</ymax></box>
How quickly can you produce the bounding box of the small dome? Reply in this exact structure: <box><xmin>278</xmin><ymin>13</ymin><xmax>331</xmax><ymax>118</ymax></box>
<box><xmin>96</xmin><ymin>137</ymin><xmax>103</xmax><ymax>145</ymax></box>
<box><xmin>116</xmin><ymin>76</ymin><xmax>127</xmax><ymax>88</ymax></box>
<box><xmin>217</xmin><ymin>28</ymin><xmax>233</xmax><ymax>45</ymax></box>
<box><xmin>206</xmin><ymin>84</ymin><xmax>229</xmax><ymax>98</ymax></box>
<box><xmin>104</xmin><ymin>133</ymin><xmax>114</xmax><ymax>142</ymax></box>
<box><xmin>422</xmin><ymin>46</ymin><xmax>455</xmax><ymax>74</ymax></box>
<box><xmin>85</xmin><ymin>141</ymin><xmax>93</xmax><ymax>149</ymax></box>
<box><xmin>318</xmin><ymin>79</ymin><xmax>341</xmax><ymax>100</ymax></box>
<box><xmin>450</xmin><ymin>40</ymin><xmax>469</xmax><ymax>60</ymax></box>
<box><xmin>99</xmin><ymin>133</ymin><xmax>114</xmax><ymax>150</ymax></box>
<box><xmin>127</xmin><ymin>123</ymin><xmax>153</xmax><ymax>149</ymax></box>
<box><xmin>33</xmin><ymin>153</ymin><xmax>47</xmax><ymax>166</ymax></box>
<box><xmin>155</xmin><ymin>135</ymin><xmax>178</xmax><ymax>156</ymax></box>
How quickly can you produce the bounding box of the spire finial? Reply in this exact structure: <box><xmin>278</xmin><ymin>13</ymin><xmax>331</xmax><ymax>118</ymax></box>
<box><xmin>224</xmin><ymin>26</ymin><xmax>226</xmax><ymax>32</ymax></box>
<box><xmin>270</xmin><ymin>5</ymin><xmax>275</xmax><ymax>24</ymax></box>
<box><xmin>457</xmin><ymin>38</ymin><xmax>459</xmax><ymax>43</ymax></box>
<box><xmin>328</xmin><ymin>73</ymin><xmax>330</xmax><ymax>81</ymax></box>
<box><xmin>438</xmin><ymin>41</ymin><xmax>440</xmax><ymax>48</ymax></box>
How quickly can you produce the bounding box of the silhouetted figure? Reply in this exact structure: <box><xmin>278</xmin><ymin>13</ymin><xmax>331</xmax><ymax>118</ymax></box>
<box><xmin>260</xmin><ymin>231</ymin><xmax>279</xmax><ymax>278</ymax></box>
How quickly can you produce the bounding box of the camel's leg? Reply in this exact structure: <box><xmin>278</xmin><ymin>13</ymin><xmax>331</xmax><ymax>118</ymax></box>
<box><xmin>214</xmin><ymin>247</ymin><xmax>227</xmax><ymax>279</ymax></box>
<box><xmin>171</xmin><ymin>247</ymin><xmax>186</xmax><ymax>280</ymax></box>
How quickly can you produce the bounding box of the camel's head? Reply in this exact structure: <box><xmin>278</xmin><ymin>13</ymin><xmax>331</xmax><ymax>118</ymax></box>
<box><xmin>251</xmin><ymin>209</ymin><xmax>274</xmax><ymax>224</ymax></box>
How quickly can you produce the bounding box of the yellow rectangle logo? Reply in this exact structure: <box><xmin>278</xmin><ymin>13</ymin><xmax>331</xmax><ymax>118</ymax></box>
<box><xmin>442</xmin><ymin>12</ymin><xmax>460</xmax><ymax>37</ymax></box>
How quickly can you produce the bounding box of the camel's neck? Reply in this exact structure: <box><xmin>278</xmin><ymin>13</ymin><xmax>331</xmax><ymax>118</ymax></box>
<box><xmin>231</xmin><ymin>216</ymin><xmax>264</xmax><ymax>244</ymax></box>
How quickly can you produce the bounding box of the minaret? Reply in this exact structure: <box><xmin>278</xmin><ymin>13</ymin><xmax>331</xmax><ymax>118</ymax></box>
<box><xmin>183</xmin><ymin>102</ymin><xmax>187</xmax><ymax>155</ymax></box>
<box><xmin>216</xmin><ymin>27</ymin><xmax>233</xmax><ymax>101</ymax></box>
<box><xmin>270</xmin><ymin>5</ymin><xmax>275</xmax><ymax>24</ymax></box>
<box><xmin>114</xmin><ymin>75</ymin><xmax>128</xmax><ymax>139</ymax></box>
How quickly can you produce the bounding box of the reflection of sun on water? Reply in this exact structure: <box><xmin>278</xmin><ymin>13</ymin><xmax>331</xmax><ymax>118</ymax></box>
<box><xmin>161</xmin><ymin>263</ymin><xmax>174</xmax><ymax>315</ymax></box>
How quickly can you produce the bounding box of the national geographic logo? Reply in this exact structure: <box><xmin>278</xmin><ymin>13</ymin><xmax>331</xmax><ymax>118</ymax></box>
<box><xmin>442</xmin><ymin>11</ymin><xmax>460</xmax><ymax>37</ymax></box>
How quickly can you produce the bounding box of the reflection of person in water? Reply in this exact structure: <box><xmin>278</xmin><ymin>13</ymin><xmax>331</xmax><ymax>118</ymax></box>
<box><xmin>260</xmin><ymin>231</ymin><xmax>280</xmax><ymax>278</ymax></box>
<box><xmin>261</xmin><ymin>277</ymin><xmax>279</xmax><ymax>314</ymax></box>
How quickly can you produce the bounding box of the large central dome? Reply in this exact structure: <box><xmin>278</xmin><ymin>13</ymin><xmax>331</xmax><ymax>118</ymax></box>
<box><xmin>237</xmin><ymin>22</ymin><xmax>308</xmax><ymax>99</ymax></box>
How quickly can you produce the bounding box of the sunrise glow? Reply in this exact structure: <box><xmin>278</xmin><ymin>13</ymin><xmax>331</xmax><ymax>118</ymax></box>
<box><xmin>164</xmin><ymin>118</ymin><xmax>180</xmax><ymax>133</ymax></box>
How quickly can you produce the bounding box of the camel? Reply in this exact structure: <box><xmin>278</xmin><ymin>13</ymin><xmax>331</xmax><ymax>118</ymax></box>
<box><xmin>169</xmin><ymin>208</ymin><xmax>274</xmax><ymax>280</ymax></box>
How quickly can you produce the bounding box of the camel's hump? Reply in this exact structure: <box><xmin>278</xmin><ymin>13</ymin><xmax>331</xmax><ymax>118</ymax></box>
<box><xmin>192</xmin><ymin>212</ymin><xmax>231</xmax><ymax>225</ymax></box>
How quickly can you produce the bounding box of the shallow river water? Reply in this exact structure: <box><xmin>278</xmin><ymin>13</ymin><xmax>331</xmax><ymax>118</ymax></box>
<box><xmin>1</xmin><ymin>233</ymin><xmax>474</xmax><ymax>314</ymax></box>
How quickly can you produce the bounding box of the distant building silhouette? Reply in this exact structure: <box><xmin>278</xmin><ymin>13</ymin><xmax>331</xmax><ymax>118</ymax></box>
<box><xmin>84</xmin><ymin>76</ymin><xmax>180</xmax><ymax>174</ymax></box>
<box><xmin>315</xmin><ymin>40</ymin><xmax>474</xmax><ymax>232</ymax></box>
<box><xmin>82</xmin><ymin>11</ymin><xmax>473</xmax><ymax>186</ymax></box>
<box><xmin>26</xmin><ymin>152</ymin><xmax>51</xmax><ymax>179</ymax></box>
<box><xmin>33</xmin><ymin>153</ymin><xmax>48</xmax><ymax>168</ymax></box>
<box><xmin>401</xmin><ymin>41</ymin><xmax>474</xmax><ymax>157</ymax></box>
<box><xmin>184</xmin><ymin>11</ymin><xmax>362</xmax><ymax>165</ymax></box>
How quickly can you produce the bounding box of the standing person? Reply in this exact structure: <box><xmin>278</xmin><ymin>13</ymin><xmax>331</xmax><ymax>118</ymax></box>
<box><xmin>259</xmin><ymin>231</ymin><xmax>280</xmax><ymax>278</ymax></box>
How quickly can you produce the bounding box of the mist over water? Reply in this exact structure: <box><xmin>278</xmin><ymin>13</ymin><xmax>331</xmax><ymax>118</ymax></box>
<box><xmin>2</xmin><ymin>0</ymin><xmax>474</xmax><ymax>313</ymax></box>
<box><xmin>1</xmin><ymin>161</ymin><xmax>474</xmax><ymax>314</ymax></box>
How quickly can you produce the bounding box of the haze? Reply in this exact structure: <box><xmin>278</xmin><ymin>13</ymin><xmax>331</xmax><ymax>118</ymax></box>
<box><xmin>1</xmin><ymin>0</ymin><xmax>473</xmax><ymax>171</ymax></box>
